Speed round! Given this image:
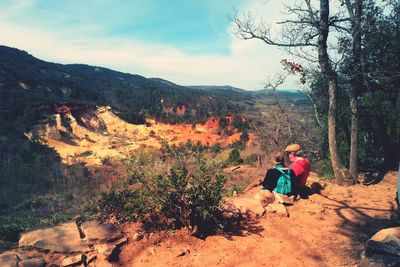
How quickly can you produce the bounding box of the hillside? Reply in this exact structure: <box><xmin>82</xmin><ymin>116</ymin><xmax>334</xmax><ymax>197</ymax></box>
<box><xmin>0</xmin><ymin>45</ymin><xmax>247</xmax><ymax>134</ymax></box>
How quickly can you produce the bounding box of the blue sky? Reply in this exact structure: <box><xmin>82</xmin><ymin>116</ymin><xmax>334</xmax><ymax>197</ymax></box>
<box><xmin>0</xmin><ymin>0</ymin><xmax>299</xmax><ymax>89</ymax></box>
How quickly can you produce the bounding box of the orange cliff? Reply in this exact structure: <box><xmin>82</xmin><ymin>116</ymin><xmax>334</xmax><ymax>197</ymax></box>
<box><xmin>26</xmin><ymin>105</ymin><xmax>254</xmax><ymax>164</ymax></box>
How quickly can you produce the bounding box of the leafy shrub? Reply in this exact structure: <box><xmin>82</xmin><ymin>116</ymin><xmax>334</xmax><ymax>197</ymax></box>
<box><xmin>211</xmin><ymin>142</ymin><xmax>222</xmax><ymax>154</ymax></box>
<box><xmin>99</xmin><ymin>155</ymin><xmax>226</xmax><ymax>234</ymax></box>
<box><xmin>244</xmin><ymin>154</ymin><xmax>258</xmax><ymax>166</ymax></box>
<box><xmin>227</xmin><ymin>149</ymin><xmax>242</xmax><ymax>166</ymax></box>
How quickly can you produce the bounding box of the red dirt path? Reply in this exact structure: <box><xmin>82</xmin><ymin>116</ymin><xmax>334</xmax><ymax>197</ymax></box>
<box><xmin>118</xmin><ymin>171</ymin><xmax>398</xmax><ymax>267</ymax></box>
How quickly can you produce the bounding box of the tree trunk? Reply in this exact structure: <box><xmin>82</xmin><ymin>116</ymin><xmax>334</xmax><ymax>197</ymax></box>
<box><xmin>319</xmin><ymin>0</ymin><xmax>350</xmax><ymax>185</ymax></box>
<box><xmin>348</xmin><ymin>0</ymin><xmax>363</xmax><ymax>184</ymax></box>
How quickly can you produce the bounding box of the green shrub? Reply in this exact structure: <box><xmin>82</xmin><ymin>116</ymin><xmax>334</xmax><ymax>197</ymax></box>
<box><xmin>244</xmin><ymin>154</ymin><xmax>258</xmax><ymax>166</ymax></box>
<box><xmin>211</xmin><ymin>142</ymin><xmax>222</xmax><ymax>154</ymax></box>
<box><xmin>227</xmin><ymin>149</ymin><xmax>242</xmax><ymax>165</ymax></box>
<box><xmin>99</xmin><ymin>155</ymin><xmax>226</xmax><ymax>234</ymax></box>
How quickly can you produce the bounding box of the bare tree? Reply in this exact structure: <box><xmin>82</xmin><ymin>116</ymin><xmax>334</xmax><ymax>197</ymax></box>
<box><xmin>233</xmin><ymin>0</ymin><xmax>353</xmax><ymax>184</ymax></box>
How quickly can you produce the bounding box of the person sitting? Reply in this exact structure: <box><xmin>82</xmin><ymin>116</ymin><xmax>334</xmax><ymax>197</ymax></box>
<box><xmin>285</xmin><ymin>144</ymin><xmax>311</xmax><ymax>198</ymax></box>
<box><xmin>261</xmin><ymin>152</ymin><xmax>296</xmax><ymax>196</ymax></box>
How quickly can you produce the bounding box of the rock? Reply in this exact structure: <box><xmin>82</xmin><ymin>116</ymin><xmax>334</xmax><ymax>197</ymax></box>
<box><xmin>371</xmin><ymin>227</ymin><xmax>400</xmax><ymax>242</ymax></box>
<box><xmin>0</xmin><ymin>252</ymin><xmax>19</xmax><ymax>267</ymax></box>
<box><xmin>254</xmin><ymin>190</ymin><xmax>275</xmax><ymax>207</ymax></box>
<box><xmin>177</xmin><ymin>249</ymin><xmax>190</xmax><ymax>257</ymax></box>
<box><xmin>61</xmin><ymin>254</ymin><xmax>85</xmax><ymax>267</ymax></box>
<box><xmin>18</xmin><ymin>257</ymin><xmax>45</xmax><ymax>267</ymax></box>
<box><xmin>132</xmin><ymin>232</ymin><xmax>144</xmax><ymax>241</ymax></box>
<box><xmin>272</xmin><ymin>192</ymin><xmax>293</xmax><ymax>205</ymax></box>
<box><xmin>359</xmin><ymin>254</ymin><xmax>400</xmax><ymax>267</ymax></box>
<box><xmin>19</xmin><ymin>221</ymin><xmax>90</xmax><ymax>253</ymax></box>
<box><xmin>148</xmin><ymin>247</ymin><xmax>156</xmax><ymax>256</ymax></box>
<box><xmin>365</xmin><ymin>239</ymin><xmax>400</xmax><ymax>258</ymax></box>
<box><xmin>225</xmin><ymin>198</ymin><xmax>265</xmax><ymax>218</ymax></box>
<box><xmin>266</xmin><ymin>203</ymin><xmax>289</xmax><ymax>217</ymax></box>
<box><xmin>94</xmin><ymin>244</ymin><xmax>118</xmax><ymax>261</ymax></box>
<box><xmin>80</xmin><ymin>220</ymin><xmax>123</xmax><ymax>243</ymax></box>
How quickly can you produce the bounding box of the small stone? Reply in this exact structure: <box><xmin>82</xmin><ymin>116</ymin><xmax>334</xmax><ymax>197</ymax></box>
<box><xmin>61</xmin><ymin>254</ymin><xmax>83</xmax><ymax>267</ymax></box>
<box><xmin>114</xmin><ymin>237</ymin><xmax>128</xmax><ymax>247</ymax></box>
<box><xmin>148</xmin><ymin>247</ymin><xmax>156</xmax><ymax>256</ymax></box>
<box><xmin>0</xmin><ymin>252</ymin><xmax>19</xmax><ymax>267</ymax></box>
<box><xmin>266</xmin><ymin>203</ymin><xmax>289</xmax><ymax>217</ymax></box>
<box><xmin>18</xmin><ymin>257</ymin><xmax>44</xmax><ymax>267</ymax></box>
<box><xmin>177</xmin><ymin>249</ymin><xmax>190</xmax><ymax>257</ymax></box>
<box><xmin>132</xmin><ymin>232</ymin><xmax>144</xmax><ymax>241</ymax></box>
<box><xmin>94</xmin><ymin>244</ymin><xmax>117</xmax><ymax>261</ymax></box>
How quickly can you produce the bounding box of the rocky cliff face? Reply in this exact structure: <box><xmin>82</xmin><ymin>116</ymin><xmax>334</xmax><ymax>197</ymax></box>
<box><xmin>26</xmin><ymin>104</ymin><xmax>111</xmax><ymax>142</ymax></box>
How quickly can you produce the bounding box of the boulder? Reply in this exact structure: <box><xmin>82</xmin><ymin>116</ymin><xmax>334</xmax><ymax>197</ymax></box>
<box><xmin>254</xmin><ymin>190</ymin><xmax>275</xmax><ymax>207</ymax></box>
<box><xmin>18</xmin><ymin>257</ymin><xmax>45</xmax><ymax>267</ymax></box>
<box><xmin>80</xmin><ymin>221</ymin><xmax>123</xmax><ymax>243</ymax></box>
<box><xmin>266</xmin><ymin>203</ymin><xmax>289</xmax><ymax>217</ymax></box>
<box><xmin>19</xmin><ymin>222</ymin><xmax>90</xmax><ymax>253</ymax></box>
<box><xmin>371</xmin><ymin>227</ymin><xmax>400</xmax><ymax>242</ymax></box>
<box><xmin>225</xmin><ymin>197</ymin><xmax>265</xmax><ymax>218</ymax></box>
<box><xmin>0</xmin><ymin>252</ymin><xmax>19</xmax><ymax>267</ymax></box>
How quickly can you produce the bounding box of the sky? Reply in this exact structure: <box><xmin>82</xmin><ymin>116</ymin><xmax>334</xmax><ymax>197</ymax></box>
<box><xmin>0</xmin><ymin>0</ymin><xmax>301</xmax><ymax>90</ymax></box>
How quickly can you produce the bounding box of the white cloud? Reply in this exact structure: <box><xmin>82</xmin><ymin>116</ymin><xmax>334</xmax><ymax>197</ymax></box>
<box><xmin>0</xmin><ymin>0</ymin><xmax>300</xmax><ymax>90</ymax></box>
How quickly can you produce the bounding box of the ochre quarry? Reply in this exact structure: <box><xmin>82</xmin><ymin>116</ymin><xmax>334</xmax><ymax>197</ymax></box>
<box><xmin>26</xmin><ymin>104</ymin><xmax>254</xmax><ymax>164</ymax></box>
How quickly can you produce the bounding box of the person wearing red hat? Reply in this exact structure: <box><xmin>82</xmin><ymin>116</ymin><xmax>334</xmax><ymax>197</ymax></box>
<box><xmin>285</xmin><ymin>144</ymin><xmax>311</xmax><ymax>197</ymax></box>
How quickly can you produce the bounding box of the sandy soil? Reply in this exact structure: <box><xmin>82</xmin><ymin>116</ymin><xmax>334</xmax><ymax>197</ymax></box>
<box><xmin>118</xmin><ymin>171</ymin><xmax>398</xmax><ymax>267</ymax></box>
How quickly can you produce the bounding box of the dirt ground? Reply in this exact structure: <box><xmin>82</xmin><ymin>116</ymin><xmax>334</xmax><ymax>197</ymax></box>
<box><xmin>118</xmin><ymin>171</ymin><xmax>398</xmax><ymax>267</ymax></box>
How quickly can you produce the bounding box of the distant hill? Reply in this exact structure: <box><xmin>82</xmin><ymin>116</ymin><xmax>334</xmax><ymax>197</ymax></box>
<box><xmin>0</xmin><ymin>45</ymin><xmax>246</xmax><ymax>136</ymax></box>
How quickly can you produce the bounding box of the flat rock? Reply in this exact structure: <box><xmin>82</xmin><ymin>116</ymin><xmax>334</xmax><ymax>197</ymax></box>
<box><xmin>371</xmin><ymin>227</ymin><xmax>400</xmax><ymax>242</ymax></box>
<box><xmin>81</xmin><ymin>220</ymin><xmax>123</xmax><ymax>243</ymax></box>
<box><xmin>272</xmin><ymin>192</ymin><xmax>293</xmax><ymax>205</ymax></box>
<box><xmin>266</xmin><ymin>203</ymin><xmax>289</xmax><ymax>217</ymax></box>
<box><xmin>18</xmin><ymin>257</ymin><xmax>44</xmax><ymax>267</ymax></box>
<box><xmin>225</xmin><ymin>197</ymin><xmax>265</xmax><ymax>218</ymax></box>
<box><xmin>61</xmin><ymin>254</ymin><xmax>84</xmax><ymax>267</ymax></box>
<box><xmin>19</xmin><ymin>222</ymin><xmax>90</xmax><ymax>253</ymax></box>
<box><xmin>0</xmin><ymin>251</ymin><xmax>19</xmax><ymax>267</ymax></box>
<box><xmin>254</xmin><ymin>190</ymin><xmax>275</xmax><ymax>207</ymax></box>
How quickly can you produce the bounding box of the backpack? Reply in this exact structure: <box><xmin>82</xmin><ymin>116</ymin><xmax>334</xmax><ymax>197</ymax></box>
<box><xmin>274</xmin><ymin>166</ymin><xmax>292</xmax><ymax>195</ymax></box>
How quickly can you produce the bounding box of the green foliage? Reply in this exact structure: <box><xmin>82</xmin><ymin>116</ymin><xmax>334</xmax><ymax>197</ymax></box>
<box><xmin>211</xmin><ymin>142</ymin><xmax>222</xmax><ymax>154</ymax></box>
<box><xmin>98</xmin><ymin>155</ymin><xmax>226</xmax><ymax>234</ymax></box>
<box><xmin>244</xmin><ymin>154</ymin><xmax>258</xmax><ymax>166</ymax></box>
<box><xmin>227</xmin><ymin>149</ymin><xmax>242</xmax><ymax>166</ymax></box>
<box><xmin>232</xmin><ymin>115</ymin><xmax>249</xmax><ymax>131</ymax></box>
<box><xmin>239</xmin><ymin>130</ymin><xmax>249</xmax><ymax>143</ymax></box>
<box><xmin>219</xmin><ymin>117</ymin><xmax>228</xmax><ymax>129</ymax></box>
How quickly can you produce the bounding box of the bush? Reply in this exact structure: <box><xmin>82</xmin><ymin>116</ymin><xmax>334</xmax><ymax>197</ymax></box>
<box><xmin>227</xmin><ymin>149</ymin><xmax>242</xmax><ymax>165</ymax></box>
<box><xmin>211</xmin><ymin>142</ymin><xmax>221</xmax><ymax>154</ymax></box>
<box><xmin>244</xmin><ymin>154</ymin><xmax>258</xmax><ymax>166</ymax></box>
<box><xmin>99</xmin><ymin>155</ymin><xmax>226</xmax><ymax>234</ymax></box>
